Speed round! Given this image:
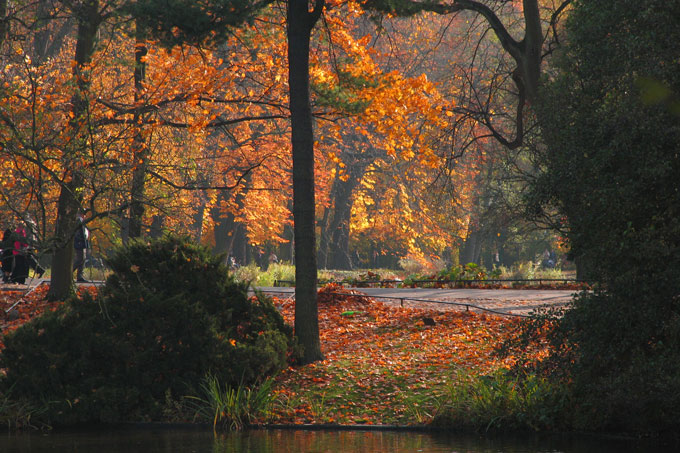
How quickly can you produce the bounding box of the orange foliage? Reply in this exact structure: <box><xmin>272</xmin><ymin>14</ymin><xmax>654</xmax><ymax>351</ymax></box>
<box><xmin>1</xmin><ymin>2</ymin><xmax>500</xmax><ymax>265</ymax></box>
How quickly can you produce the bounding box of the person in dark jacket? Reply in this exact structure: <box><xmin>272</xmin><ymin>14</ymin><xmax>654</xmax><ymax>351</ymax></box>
<box><xmin>73</xmin><ymin>213</ymin><xmax>89</xmax><ymax>283</ymax></box>
<box><xmin>1</xmin><ymin>227</ymin><xmax>16</xmax><ymax>283</ymax></box>
<box><xmin>10</xmin><ymin>223</ymin><xmax>30</xmax><ymax>284</ymax></box>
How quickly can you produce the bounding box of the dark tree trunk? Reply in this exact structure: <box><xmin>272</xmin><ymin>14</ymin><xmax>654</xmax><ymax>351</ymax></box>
<box><xmin>459</xmin><ymin>227</ymin><xmax>483</xmax><ymax>265</ymax></box>
<box><xmin>48</xmin><ymin>1</ymin><xmax>101</xmax><ymax>300</ymax></box>
<box><xmin>33</xmin><ymin>0</ymin><xmax>73</xmax><ymax>65</ymax></box>
<box><xmin>128</xmin><ymin>22</ymin><xmax>148</xmax><ymax>240</ymax></box>
<box><xmin>0</xmin><ymin>0</ymin><xmax>7</xmax><ymax>46</ymax></box>
<box><xmin>319</xmin><ymin>167</ymin><xmax>359</xmax><ymax>270</ymax></box>
<box><xmin>212</xmin><ymin>186</ymin><xmax>248</xmax><ymax>261</ymax></box>
<box><xmin>326</xmin><ymin>175</ymin><xmax>357</xmax><ymax>270</ymax></box>
<box><xmin>212</xmin><ymin>191</ymin><xmax>234</xmax><ymax>256</ymax></box>
<box><xmin>49</xmin><ymin>176</ymin><xmax>82</xmax><ymax>299</ymax></box>
<box><xmin>287</xmin><ymin>0</ymin><xmax>324</xmax><ymax>364</ymax></box>
<box><xmin>319</xmin><ymin>137</ymin><xmax>373</xmax><ymax>269</ymax></box>
<box><xmin>149</xmin><ymin>215</ymin><xmax>164</xmax><ymax>239</ymax></box>
<box><xmin>192</xmin><ymin>197</ymin><xmax>207</xmax><ymax>241</ymax></box>
<box><xmin>318</xmin><ymin>201</ymin><xmax>332</xmax><ymax>269</ymax></box>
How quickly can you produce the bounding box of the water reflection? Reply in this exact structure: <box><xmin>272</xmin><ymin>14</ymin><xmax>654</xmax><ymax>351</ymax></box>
<box><xmin>0</xmin><ymin>427</ymin><xmax>673</xmax><ymax>452</ymax></box>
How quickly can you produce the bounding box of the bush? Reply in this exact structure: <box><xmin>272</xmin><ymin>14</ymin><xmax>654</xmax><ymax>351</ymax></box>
<box><xmin>545</xmin><ymin>290</ymin><xmax>680</xmax><ymax>434</ymax></box>
<box><xmin>0</xmin><ymin>235</ymin><xmax>295</xmax><ymax>425</ymax></box>
<box><xmin>255</xmin><ymin>262</ymin><xmax>296</xmax><ymax>287</ymax></box>
<box><xmin>530</xmin><ymin>0</ymin><xmax>680</xmax><ymax>437</ymax></box>
<box><xmin>232</xmin><ymin>263</ymin><xmax>261</xmax><ymax>286</ymax></box>
<box><xmin>398</xmin><ymin>254</ymin><xmax>446</xmax><ymax>276</ymax></box>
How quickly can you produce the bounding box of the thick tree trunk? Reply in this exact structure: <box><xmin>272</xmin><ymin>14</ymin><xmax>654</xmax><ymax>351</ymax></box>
<box><xmin>49</xmin><ymin>177</ymin><xmax>82</xmax><ymax>299</ymax></box>
<box><xmin>48</xmin><ymin>1</ymin><xmax>100</xmax><ymax>300</ymax></box>
<box><xmin>287</xmin><ymin>0</ymin><xmax>324</xmax><ymax>364</ymax></box>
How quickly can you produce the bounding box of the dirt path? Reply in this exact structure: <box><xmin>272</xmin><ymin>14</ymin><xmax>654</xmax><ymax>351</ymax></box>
<box><xmin>258</xmin><ymin>286</ymin><xmax>579</xmax><ymax>317</ymax></box>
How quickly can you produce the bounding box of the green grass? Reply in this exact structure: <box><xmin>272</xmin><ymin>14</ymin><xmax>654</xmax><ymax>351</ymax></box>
<box><xmin>0</xmin><ymin>390</ymin><xmax>48</xmax><ymax>431</ymax></box>
<box><xmin>432</xmin><ymin>370</ymin><xmax>569</xmax><ymax>432</ymax></box>
<box><xmin>187</xmin><ymin>375</ymin><xmax>275</xmax><ymax>431</ymax></box>
<box><xmin>231</xmin><ymin>264</ymin><xmax>402</xmax><ymax>287</ymax></box>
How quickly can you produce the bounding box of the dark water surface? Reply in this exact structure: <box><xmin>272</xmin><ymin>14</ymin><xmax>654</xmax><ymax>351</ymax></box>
<box><xmin>0</xmin><ymin>427</ymin><xmax>672</xmax><ymax>452</ymax></box>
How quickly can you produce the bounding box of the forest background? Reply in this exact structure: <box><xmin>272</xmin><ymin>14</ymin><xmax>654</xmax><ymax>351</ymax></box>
<box><xmin>0</xmin><ymin>0</ymin><xmax>561</xmax><ymax>290</ymax></box>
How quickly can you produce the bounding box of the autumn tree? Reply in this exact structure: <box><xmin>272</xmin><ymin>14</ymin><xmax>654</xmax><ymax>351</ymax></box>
<box><xmin>356</xmin><ymin>1</ymin><xmax>572</xmax><ymax>267</ymax></box>
<box><xmin>310</xmin><ymin>7</ymin><xmax>465</xmax><ymax>270</ymax></box>
<box><xmin>123</xmin><ymin>0</ymin><xmax>327</xmax><ymax>363</ymax></box>
<box><xmin>363</xmin><ymin>0</ymin><xmax>571</xmax><ymax>147</ymax></box>
<box><xmin>43</xmin><ymin>0</ymin><xmax>107</xmax><ymax>299</ymax></box>
<box><xmin>286</xmin><ymin>0</ymin><xmax>325</xmax><ymax>363</ymax></box>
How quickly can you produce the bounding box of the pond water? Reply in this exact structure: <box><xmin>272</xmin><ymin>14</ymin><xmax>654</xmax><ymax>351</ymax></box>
<box><xmin>0</xmin><ymin>426</ymin><xmax>672</xmax><ymax>452</ymax></box>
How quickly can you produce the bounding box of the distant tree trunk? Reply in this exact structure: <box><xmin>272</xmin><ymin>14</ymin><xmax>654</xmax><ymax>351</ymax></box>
<box><xmin>212</xmin><ymin>185</ymin><xmax>248</xmax><ymax>260</ymax></box>
<box><xmin>318</xmin><ymin>167</ymin><xmax>354</xmax><ymax>269</ymax></box>
<box><xmin>212</xmin><ymin>191</ymin><xmax>234</xmax><ymax>256</ymax></box>
<box><xmin>128</xmin><ymin>22</ymin><xmax>149</xmax><ymax>240</ymax></box>
<box><xmin>287</xmin><ymin>0</ymin><xmax>324</xmax><ymax>364</ymax></box>
<box><xmin>33</xmin><ymin>0</ymin><xmax>73</xmax><ymax>65</ymax></box>
<box><xmin>149</xmin><ymin>214</ymin><xmax>164</xmax><ymax>239</ymax></box>
<box><xmin>319</xmin><ymin>166</ymin><xmax>366</xmax><ymax>270</ymax></box>
<box><xmin>0</xmin><ymin>0</ymin><xmax>8</xmax><ymax>46</ymax></box>
<box><xmin>283</xmin><ymin>223</ymin><xmax>294</xmax><ymax>263</ymax></box>
<box><xmin>48</xmin><ymin>0</ymin><xmax>101</xmax><ymax>300</ymax></box>
<box><xmin>459</xmin><ymin>227</ymin><xmax>483</xmax><ymax>265</ymax></box>
<box><xmin>326</xmin><ymin>176</ymin><xmax>356</xmax><ymax>270</ymax></box>
<box><xmin>319</xmin><ymin>138</ymin><xmax>372</xmax><ymax>269</ymax></box>
<box><xmin>318</xmin><ymin>204</ymin><xmax>331</xmax><ymax>269</ymax></box>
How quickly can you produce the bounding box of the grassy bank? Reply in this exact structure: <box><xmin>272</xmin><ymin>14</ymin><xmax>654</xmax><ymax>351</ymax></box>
<box><xmin>1</xmin><ymin>285</ymin><xmax>556</xmax><ymax>431</ymax></box>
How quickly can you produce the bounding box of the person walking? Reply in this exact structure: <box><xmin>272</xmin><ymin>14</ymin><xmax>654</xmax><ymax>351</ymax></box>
<box><xmin>1</xmin><ymin>226</ymin><xmax>16</xmax><ymax>283</ymax></box>
<box><xmin>10</xmin><ymin>222</ymin><xmax>30</xmax><ymax>284</ymax></box>
<box><xmin>73</xmin><ymin>213</ymin><xmax>89</xmax><ymax>283</ymax></box>
<box><xmin>19</xmin><ymin>216</ymin><xmax>45</xmax><ymax>279</ymax></box>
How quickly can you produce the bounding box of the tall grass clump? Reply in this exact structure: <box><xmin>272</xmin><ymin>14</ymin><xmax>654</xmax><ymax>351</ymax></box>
<box><xmin>0</xmin><ymin>389</ymin><xmax>48</xmax><ymax>431</ymax></box>
<box><xmin>432</xmin><ymin>370</ymin><xmax>569</xmax><ymax>432</ymax></box>
<box><xmin>189</xmin><ymin>375</ymin><xmax>274</xmax><ymax>431</ymax></box>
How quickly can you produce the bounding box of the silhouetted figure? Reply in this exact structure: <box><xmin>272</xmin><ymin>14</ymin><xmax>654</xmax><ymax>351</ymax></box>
<box><xmin>1</xmin><ymin>228</ymin><xmax>15</xmax><ymax>283</ymax></box>
<box><xmin>73</xmin><ymin>214</ymin><xmax>89</xmax><ymax>283</ymax></box>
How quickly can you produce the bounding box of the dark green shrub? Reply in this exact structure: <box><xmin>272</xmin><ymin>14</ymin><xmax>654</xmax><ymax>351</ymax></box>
<box><xmin>527</xmin><ymin>0</ymin><xmax>680</xmax><ymax>437</ymax></box>
<box><xmin>0</xmin><ymin>235</ymin><xmax>294</xmax><ymax>424</ymax></box>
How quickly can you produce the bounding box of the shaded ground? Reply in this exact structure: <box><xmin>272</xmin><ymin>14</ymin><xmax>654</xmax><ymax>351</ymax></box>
<box><xmin>1</xmin><ymin>283</ymin><xmax>553</xmax><ymax>426</ymax></box>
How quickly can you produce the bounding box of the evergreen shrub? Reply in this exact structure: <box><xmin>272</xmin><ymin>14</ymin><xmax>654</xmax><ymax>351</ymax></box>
<box><xmin>0</xmin><ymin>235</ymin><xmax>294</xmax><ymax>424</ymax></box>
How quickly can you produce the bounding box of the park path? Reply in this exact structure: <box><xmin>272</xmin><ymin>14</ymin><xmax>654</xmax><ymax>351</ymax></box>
<box><xmin>1</xmin><ymin>280</ymin><xmax>579</xmax><ymax>317</ymax></box>
<box><xmin>257</xmin><ymin>286</ymin><xmax>579</xmax><ymax>317</ymax></box>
